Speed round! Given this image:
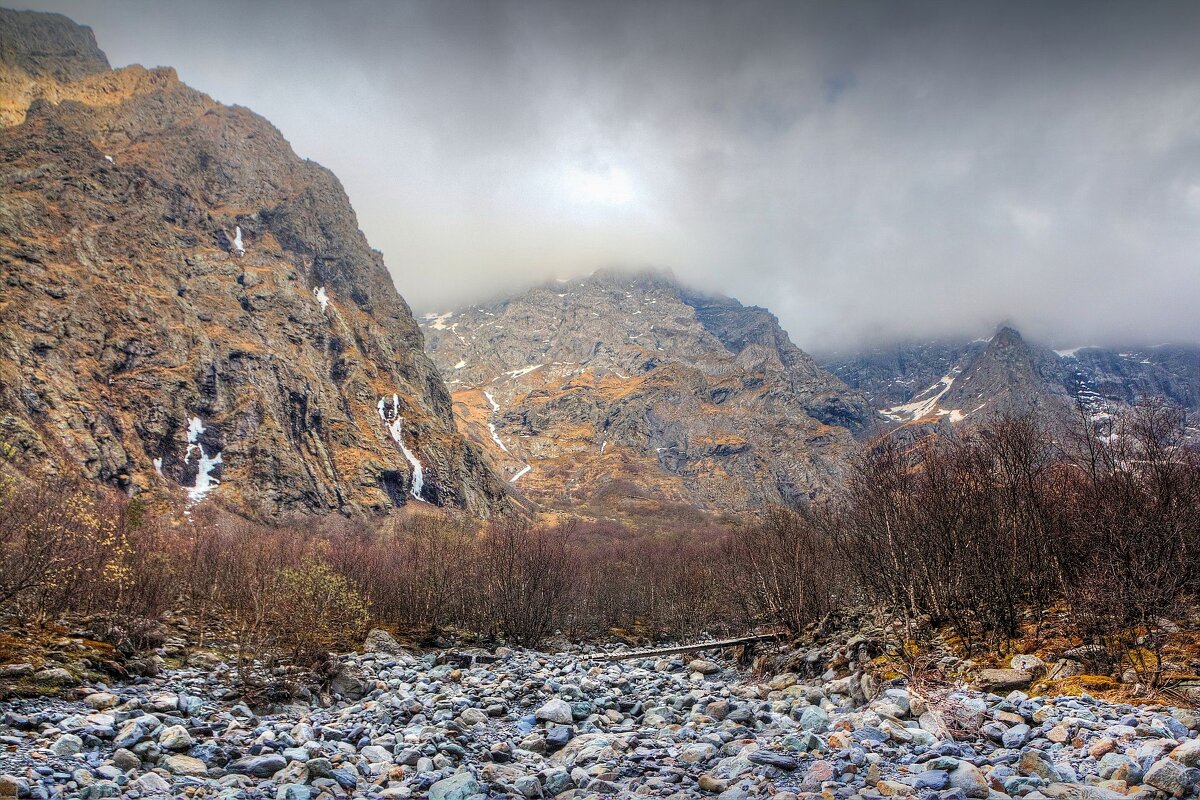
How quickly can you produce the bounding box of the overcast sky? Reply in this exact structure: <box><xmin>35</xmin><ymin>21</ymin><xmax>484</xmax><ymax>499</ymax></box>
<box><xmin>18</xmin><ymin>0</ymin><xmax>1200</xmax><ymax>351</ymax></box>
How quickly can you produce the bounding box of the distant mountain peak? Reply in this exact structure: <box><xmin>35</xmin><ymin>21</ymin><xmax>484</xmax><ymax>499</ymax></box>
<box><xmin>419</xmin><ymin>275</ymin><xmax>870</xmax><ymax>519</ymax></box>
<box><xmin>819</xmin><ymin>323</ymin><xmax>1200</xmax><ymax>433</ymax></box>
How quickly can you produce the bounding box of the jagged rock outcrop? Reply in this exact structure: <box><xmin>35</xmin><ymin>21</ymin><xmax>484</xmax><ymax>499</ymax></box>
<box><xmin>420</xmin><ymin>269</ymin><xmax>870</xmax><ymax>518</ymax></box>
<box><xmin>0</xmin><ymin>8</ymin><xmax>508</xmax><ymax>517</ymax></box>
<box><xmin>819</xmin><ymin>325</ymin><xmax>1199</xmax><ymax>432</ymax></box>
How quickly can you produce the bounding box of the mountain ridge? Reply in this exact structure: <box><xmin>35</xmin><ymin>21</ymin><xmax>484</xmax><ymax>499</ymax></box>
<box><xmin>419</xmin><ymin>268</ymin><xmax>870</xmax><ymax>520</ymax></box>
<box><xmin>819</xmin><ymin>325</ymin><xmax>1200</xmax><ymax>432</ymax></box>
<box><xmin>0</xmin><ymin>8</ymin><xmax>509</xmax><ymax>518</ymax></box>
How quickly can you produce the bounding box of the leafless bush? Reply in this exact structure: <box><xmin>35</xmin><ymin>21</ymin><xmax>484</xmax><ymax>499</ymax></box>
<box><xmin>264</xmin><ymin>559</ymin><xmax>370</xmax><ymax>665</ymax></box>
<box><xmin>726</xmin><ymin>506</ymin><xmax>841</xmax><ymax>634</ymax></box>
<box><xmin>474</xmin><ymin>520</ymin><xmax>576</xmax><ymax>646</ymax></box>
<box><xmin>1051</xmin><ymin>401</ymin><xmax>1200</xmax><ymax>685</ymax></box>
<box><xmin>2</xmin><ymin>397</ymin><xmax>1194</xmax><ymax>673</ymax></box>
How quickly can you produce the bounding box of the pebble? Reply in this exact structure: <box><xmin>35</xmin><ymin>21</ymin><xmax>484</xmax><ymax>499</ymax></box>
<box><xmin>0</xmin><ymin>638</ymin><xmax>1197</xmax><ymax>800</ymax></box>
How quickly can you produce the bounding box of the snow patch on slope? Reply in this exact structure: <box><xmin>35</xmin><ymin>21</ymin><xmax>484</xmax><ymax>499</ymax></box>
<box><xmin>487</xmin><ymin>422</ymin><xmax>510</xmax><ymax>454</ymax></box>
<box><xmin>880</xmin><ymin>372</ymin><xmax>958</xmax><ymax>422</ymax></box>
<box><xmin>500</xmin><ymin>364</ymin><xmax>543</xmax><ymax>381</ymax></box>
<box><xmin>182</xmin><ymin>416</ymin><xmax>222</xmax><ymax>503</ymax></box>
<box><xmin>422</xmin><ymin>312</ymin><xmax>454</xmax><ymax>330</ymax></box>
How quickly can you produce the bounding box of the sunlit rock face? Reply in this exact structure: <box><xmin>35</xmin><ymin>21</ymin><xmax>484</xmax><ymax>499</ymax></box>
<box><xmin>420</xmin><ymin>269</ymin><xmax>871</xmax><ymax>519</ymax></box>
<box><xmin>0</xmin><ymin>8</ymin><xmax>508</xmax><ymax>518</ymax></box>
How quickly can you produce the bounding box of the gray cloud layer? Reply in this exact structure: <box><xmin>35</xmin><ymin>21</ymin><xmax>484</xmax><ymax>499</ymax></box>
<box><xmin>17</xmin><ymin>0</ymin><xmax>1200</xmax><ymax>350</ymax></box>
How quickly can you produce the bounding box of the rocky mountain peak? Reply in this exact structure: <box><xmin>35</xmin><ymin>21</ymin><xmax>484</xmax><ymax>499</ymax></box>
<box><xmin>820</xmin><ymin>323</ymin><xmax>1200</xmax><ymax>435</ymax></box>
<box><xmin>0</xmin><ymin>8</ymin><xmax>110</xmax><ymax>126</ymax></box>
<box><xmin>0</xmin><ymin>9</ymin><xmax>508</xmax><ymax>518</ymax></box>
<box><xmin>419</xmin><ymin>270</ymin><xmax>869</xmax><ymax>520</ymax></box>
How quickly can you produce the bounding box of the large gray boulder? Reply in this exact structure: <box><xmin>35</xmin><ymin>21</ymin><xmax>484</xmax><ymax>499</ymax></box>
<box><xmin>972</xmin><ymin>668</ymin><xmax>1032</xmax><ymax>692</ymax></box>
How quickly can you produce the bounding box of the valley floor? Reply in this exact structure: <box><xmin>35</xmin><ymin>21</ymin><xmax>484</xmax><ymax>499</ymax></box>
<box><xmin>1</xmin><ymin>637</ymin><xmax>1199</xmax><ymax>800</ymax></box>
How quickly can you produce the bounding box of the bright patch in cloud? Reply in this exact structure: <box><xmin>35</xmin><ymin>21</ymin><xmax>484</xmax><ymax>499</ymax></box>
<box><xmin>563</xmin><ymin>165</ymin><xmax>635</xmax><ymax>206</ymax></box>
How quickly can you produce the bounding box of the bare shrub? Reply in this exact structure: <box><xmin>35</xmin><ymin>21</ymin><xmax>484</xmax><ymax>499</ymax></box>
<box><xmin>727</xmin><ymin>506</ymin><xmax>840</xmax><ymax>634</ymax></box>
<box><xmin>1052</xmin><ymin>401</ymin><xmax>1200</xmax><ymax>686</ymax></box>
<box><xmin>475</xmin><ymin>520</ymin><xmax>576</xmax><ymax>646</ymax></box>
<box><xmin>265</xmin><ymin>559</ymin><xmax>370</xmax><ymax>665</ymax></box>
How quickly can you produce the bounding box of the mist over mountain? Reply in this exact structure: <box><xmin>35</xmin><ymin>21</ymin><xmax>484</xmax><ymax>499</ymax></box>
<box><xmin>13</xmin><ymin>0</ymin><xmax>1200</xmax><ymax>352</ymax></box>
<box><xmin>4</xmin><ymin>13</ymin><xmax>1200</xmax><ymax>800</ymax></box>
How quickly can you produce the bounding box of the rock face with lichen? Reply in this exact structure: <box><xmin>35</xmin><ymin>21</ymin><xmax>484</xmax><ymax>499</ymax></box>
<box><xmin>420</xmin><ymin>269</ymin><xmax>870</xmax><ymax>520</ymax></box>
<box><xmin>0</xmin><ymin>8</ymin><xmax>507</xmax><ymax>518</ymax></box>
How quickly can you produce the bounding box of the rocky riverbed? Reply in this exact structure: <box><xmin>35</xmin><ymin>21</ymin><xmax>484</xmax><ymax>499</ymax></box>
<box><xmin>2</xmin><ymin>633</ymin><xmax>1199</xmax><ymax>800</ymax></box>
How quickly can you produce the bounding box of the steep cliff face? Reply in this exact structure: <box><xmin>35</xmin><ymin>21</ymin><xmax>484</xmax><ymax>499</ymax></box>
<box><xmin>420</xmin><ymin>270</ymin><xmax>869</xmax><ymax>519</ymax></box>
<box><xmin>0</xmin><ymin>9</ymin><xmax>508</xmax><ymax>517</ymax></box>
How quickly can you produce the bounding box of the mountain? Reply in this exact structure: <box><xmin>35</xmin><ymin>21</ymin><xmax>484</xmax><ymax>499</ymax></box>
<box><xmin>0</xmin><ymin>9</ymin><xmax>508</xmax><ymax>518</ymax></box>
<box><xmin>819</xmin><ymin>325</ymin><xmax>1200</xmax><ymax>431</ymax></box>
<box><xmin>418</xmin><ymin>269</ymin><xmax>871</xmax><ymax>520</ymax></box>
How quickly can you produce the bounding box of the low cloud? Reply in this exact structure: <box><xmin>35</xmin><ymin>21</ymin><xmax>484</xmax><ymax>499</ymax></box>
<box><xmin>23</xmin><ymin>0</ymin><xmax>1200</xmax><ymax>350</ymax></box>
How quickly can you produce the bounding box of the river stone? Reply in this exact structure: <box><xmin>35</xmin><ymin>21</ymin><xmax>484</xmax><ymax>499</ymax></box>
<box><xmin>157</xmin><ymin>724</ymin><xmax>193</xmax><ymax>750</ymax></box>
<box><xmin>535</xmin><ymin>698</ymin><xmax>574</xmax><ymax>725</ymax></box>
<box><xmin>33</xmin><ymin>667</ymin><xmax>76</xmax><ymax>685</ymax></box>
<box><xmin>364</xmin><ymin>628</ymin><xmax>407</xmax><ymax>656</ymax></box>
<box><xmin>748</xmin><ymin>750</ymin><xmax>798</xmax><ymax>770</ymax></box>
<box><xmin>949</xmin><ymin>762</ymin><xmax>990</xmax><ymax>798</ymax></box>
<box><xmin>1145</xmin><ymin>758</ymin><xmax>1199</xmax><ymax>797</ymax></box>
<box><xmin>428</xmin><ymin>772</ymin><xmax>480</xmax><ymax>800</ymax></box>
<box><xmin>1172</xmin><ymin>738</ymin><xmax>1200</xmax><ymax>767</ymax></box>
<box><xmin>51</xmin><ymin>733</ymin><xmax>83</xmax><ymax>756</ymax></box>
<box><xmin>164</xmin><ymin>754</ymin><xmax>207</xmax><ymax>776</ymax></box>
<box><xmin>228</xmin><ymin>753</ymin><xmax>288</xmax><ymax>777</ymax></box>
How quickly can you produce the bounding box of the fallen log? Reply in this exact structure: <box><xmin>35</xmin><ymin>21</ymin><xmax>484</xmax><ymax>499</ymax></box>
<box><xmin>600</xmin><ymin>630</ymin><xmax>787</xmax><ymax>662</ymax></box>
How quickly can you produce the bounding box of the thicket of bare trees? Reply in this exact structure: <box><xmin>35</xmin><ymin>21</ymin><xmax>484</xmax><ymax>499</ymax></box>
<box><xmin>730</xmin><ymin>402</ymin><xmax>1200</xmax><ymax>685</ymax></box>
<box><xmin>1</xmin><ymin>401</ymin><xmax>1196</xmax><ymax>684</ymax></box>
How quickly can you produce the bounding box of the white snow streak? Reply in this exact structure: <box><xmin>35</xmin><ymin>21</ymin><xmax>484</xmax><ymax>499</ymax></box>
<box><xmin>190</xmin><ymin>449</ymin><xmax>223</xmax><ymax>503</ymax></box>
<box><xmin>232</xmin><ymin>226</ymin><xmax>245</xmax><ymax>256</ymax></box>
<box><xmin>510</xmin><ymin>464</ymin><xmax>532</xmax><ymax>483</ymax></box>
<box><xmin>453</xmin><ymin>360</ymin><xmax>467</xmax><ymax>370</ymax></box>
<box><xmin>152</xmin><ymin>457</ymin><xmax>163</xmax><ymax>477</ymax></box>
<box><xmin>483</xmin><ymin>391</ymin><xmax>500</xmax><ymax>413</ymax></box>
<box><xmin>880</xmin><ymin>372</ymin><xmax>958</xmax><ymax>422</ymax></box>
<box><xmin>488</xmin><ymin>422</ymin><xmax>510</xmax><ymax>454</ymax></box>
<box><xmin>501</xmin><ymin>364</ymin><xmax>543</xmax><ymax>380</ymax></box>
<box><xmin>182</xmin><ymin>416</ymin><xmax>222</xmax><ymax>503</ymax></box>
<box><xmin>313</xmin><ymin>286</ymin><xmax>329</xmax><ymax>311</ymax></box>
<box><xmin>377</xmin><ymin>395</ymin><xmax>425</xmax><ymax>501</ymax></box>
